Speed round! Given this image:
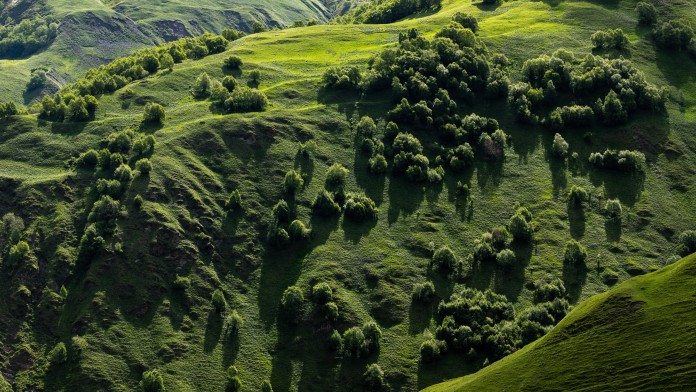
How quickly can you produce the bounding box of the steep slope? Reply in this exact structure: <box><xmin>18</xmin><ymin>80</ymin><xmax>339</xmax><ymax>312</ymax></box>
<box><xmin>424</xmin><ymin>252</ymin><xmax>696</xmax><ymax>392</ymax></box>
<box><xmin>0</xmin><ymin>0</ymin><xmax>695</xmax><ymax>391</ymax></box>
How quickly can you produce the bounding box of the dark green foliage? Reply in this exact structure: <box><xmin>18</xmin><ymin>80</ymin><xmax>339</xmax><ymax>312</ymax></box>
<box><xmin>474</xmin><ymin>233</ymin><xmax>495</xmax><ymax>262</ymax></box>
<box><xmin>172</xmin><ymin>275</ymin><xmax>191</xmax><ymax>291</ymax></box>
<box><xmin>261</xmin><ymin>380</ymin><xmax>274</xmax><ymax>392</ymax></box>
<box><xmin>0</xmin><ymin>101</ymin><xmax>18</xmax><ymax>118</ymax></box>
<box><xmin>281</xmin><ymin>286</ymin><xmax>304</xmax><ymax>321</ymax></box>
<box><xmin>551</xmin><ymin>133</ymin><xmax>569</xmax><ymax>158</ymax></box>
<box><xmin>636</xmin><ymin>2</ymin><xmax>657</xmax><ymax>25</ymax></box>
<box><xmin>322</xmin><ymin>302</ymin><xmax>339</xmax><ymax>322</ymax></box>
<box><xmin>344</xmin><ymin>193</ymin><xmax>377</xmax><ymax>221</ymax></box>
<box><xmin>564</xmin><ymin>240</ymin><xmax>587</xmax><ymax>265</ymax></box>
<box><xmin>76</xmin><ymin>149</ymin><xmax>100</xmax><ymax>168</ymax></box>
<box><xmin>600</xmin><ymin>90</ymin><xmax>627</xmax><ymax>125</ymax></box>
<box><xmin>132</xmin><ymin>135</ymin><xmax>156</xmax><ymax>156</ymax></box>
<box><xmin>8</xmin><ymin>241</ymin><xmax>31</xmax><ymax>267</ymax></box>
<box><xmin>591</xmin><ymin>29</ymin><xmax>630</xmax><ymax>50</ymax></box>
<box><xmin>283</xmin><ymin>170</ymin><xmax>304</xmax><ymax>194</ymax></box>
<box><xmin>272</xmin><ymin>200</ymin><xmax>291</xmax><ymax>222</ymax></box>
<box><xmin>496</xmin><ymin>249</ymin><xmax>516</xmax><ymax>266</ymax></box>
<box><xmin>159</xmin><ymin>53</ymin><xmax>174</xmax><ymax>71</ymax></box>
<box><xmin>143</xmin><ymin>103</ymin><xmax>165</xmax><ymax>123</ymax></box>
<box><xmin>135</xmin><ymin>158</ymin><xmax>152</xmax><ymax>174</ymax></box>
<box><xmin>0</xmin><ymin>17</ymin><xmax>58</xmax><ymax>59</ymax></box>
<box><xmin>252</xmin><ymin>21</ymin><xmax>267</xmax><ymax>33</ymax></box>
<box><xmin>343</xmin><ymin>321</ymin><xmax>382</xmax><ymax>359</ymax></box>
<box><xmin>88</xmin><ymin>196</ymin><xmax>121</xmax><ymax>227</ymax></box>
<box><xmin>677</xmin><ymin>231</ymin><xmax>696</xmax><ymax>257</ymax></box>
<box><xmin>222</xmin><ymin>76</ymin><xmax>238</xmax><ymax>92</ymax></box>
<box><xmin>27</xmin><ymin>68</ymin><xmax>47</xmax><ymax>90</ymax></box>
<box><xmin>39</xmin><ymin>94</ymin><xmax>97</xmax><ymax>122</ymax></box>
<box><xmin>567</xmin><ymin>185</ymin><xmax>588</xmax><ymax>206</ymax></box>
<box><xmin>312</xmin><ymin>190</ymin><xmax>341</xmax><ymax>216</ymax></box>
<box><xmin>605</xmin><ymin>199</ymin><xmax>622</xmax><ymax>220</ymax></box>
<box><xmin>328</xmin><ymin>329</ymin><xmax>343</xmax><ymax>352</ymax></box>
<box><xmin>199</xmin><ymin>33</ymin><xmax>228</xmax><ymax>54</ymax></box>
<box><xmin>363</xmin><ymin>364</ymin><xmax>386</xmax><ymax>390</ymax></box>
<box><xmin>412</xmin><ymin>281</ymin><xmax>436</xmax><ymax>302</ymax></box>
<box><xmin>447</xmin><ymin>143</ymin><xmax>474</xmax><ymax>171</ymax></box>
<box><xmin>142</xmin><ymin>370</ymin><xmax>165</xmax><ymax>392</ymax></box>
<box><xmin>212</xmin><ymin>289</ymin><xmax>227</xmax><ymax>313</ymax></box>
<box><xmin>653</xmin><ymin>20</ymin><xmax>694</xmax><ymax>50</ymax></box>
<box><xmin>226</xmin><ymin>190</ymin><xmax>242</xmax><ymax>210</ymax></box>
<box><xmin>288</xmin><ymin>220</ymin><xmax>311</xmax><ymax>241</ymax></box>
<box><xmin>432</xmin><ymin>245</ymin><xmax>457</xmax><ymax>271</ymax></box>
<box><xmin>534</xmin><ymin>279</ymin><xmax>567</xmax><ymax>303</ymax></box>
<box><xmin>249</xmin><ymin>70</ymin><xmax>261</xmax><ymax>83</ymax></box>
<box><xmin>222</xmin><ymin>29</ymin><xmax>245</xmax><ymax>42</ymax></box>
<box><xmin>325</xmin><ymin>163</ymin><xmax>349</xmax><ymax>189</ymax></box>
<box><xmin>549</xmin><ymin>105</ymin><xmax>594</xmax><ymax>130</ymax></box>
<box><xmin>223</xmin><ymin>87</ymin><xmax>269</xmax><ymax>113</ymax></box>
<box><xmin>226</xmin><ymin>366</ymin><xmax>242</xmax><ymax>392</ymax></box>
<box><xmin>369</xmin><ymin>154</ymin><xmax>388</xmax><ymax>174</ymax></box>
<box><xmin>509</xmin><ymin>207</ymin><xmax>534</xmax><ymax>242</ymax></box>
<box><xmin>48</xmin><ymin>342</ymin><xmax>68</xmax><ymax>366</ymax></box>
<box><xmin>436</xmin><ymin>22</ymin><xmax>476</xmax><ymax>48</ymax></box>
<box><xmin>588</xmin><ymin>149</ymin><xmax>645</xmax><ymax>172</ymax></box>
<box><xmin>420</xmin><ymin>339</ymin><xmax>446</xmax><ymax>363</ymax></box>
<box><xmin>452</xmin><ymin>12</ymin><xmax>479</xmax><ymax>33</ymax></box>
<box><xmin>338</xmin><ymin>0</ymin><xmax>441</xmax><ymax>24</ymax></box>
<box><xmin>323</xmin><ymin>66</ymin><xmax>362</xmax><ymax>89</ymax></box>
<box><xmin>312</xmin><ymin>283</ymin><xmax>333</xmax><ymax>304</ymax></box>
<box><xmin>193</xmin><ymin>72</ymin><xmax>212</xmax><ymax>98</ymax></box>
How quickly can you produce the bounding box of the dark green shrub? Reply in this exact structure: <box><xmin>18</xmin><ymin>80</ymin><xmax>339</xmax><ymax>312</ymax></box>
<box><xmin>491</xmin><ymin>227</ymin><xmax>510</xmax><ymax>250</ymax></box>
<box><xmin>343</xmin><ymin>327</ymin><xmax>365</xmax><ymax>357</ymax></box>
<box><xmin>192</xmin><ymin>72</ymin><xmax>212</xmax><ymax>98</ymax></box>
<box><xmin>563</xmin><ymin>240</ymin><xmax>587</xmax><ymax>265</ymax></box>
<box><xmin>142</xmin><ymin>370</ymin><xmax>165</xmax><ymax>392</ymax></box>
<box><xmin>223</xmin><ymin>87</ymin><xmax>268</xmax><ymax>112</ymax></box>
<box><xmin>363</xmin><ymin>364</ymin><xmax>386</xmax><ymax>390</ymax></box>
<box><xmin>135</xmin><ymin>158</ymin><xmax>152</xmax><ymax>174</ymax></box>
<box><xmin>222</xmin><ymin>76</ymin><xmax>238</xmax><ymax>92</ymax></box>
<box><xmin>283</xmin><ymin>170</ymin><xmax>304</xmax><ymax>194</ymax></box>
<box><xmin>312</xmin><ymin>283</ymin><xmax>333</xmax><ymax>304</ymax></box>
<box><xmin>222</xmin><ymin>29</ymin><xmax>245</xmax><ymax>41</ymax></box>
<box><xmin>212</xmin><ymin>289</ymin><xmax>227</xmax><ymax>313</ymax></box>
<box><xmin>412</xmin><ymin>281</ymin><xmax>436</xmax><ymax>302</ymax></box>
<box><xmin>143</xmin><ymin>103</ymin><xmax>165</xmax><ymax>124</ymax></box>
<box><xmin>312</xmin><ymin>190</ymin><xmax>341</xmax><ymax>216</ymax></box>
<box><xmin>48</xmin><ymin>342</ymin><xmax>68</xmax><ymax>366</ymax></box>
<box><xmin>226</xmin><ymin>366</ymin><xmax>242</xmax><ymax>392</ymax></box>
<box><xmin>225</xmin><ymin>190</ymin><xmax>242</xmax><ymax>210</ymax></box>
<box><xmin>76</xmin><ymin>149</ymin><xmax>99</xmax><ymax>168</ymax></box>
<box><xmin>474</xmin><ymin>234</ymin><xmax>495</xmax><ymax>262</ymax></box>
<box><xmin>224</xmin><ymin>56</ymin><xmax>243</xmax><ymax>69</ymax></box>
<box><xmin>636</xmin><ymin>2</ymin><xmax>657</xmax><ymax>25</ymax></box>
<box><xmin>435</xmin><ymin>22</ymin><xmax>476</xmax><ymax>48</ymax></box>
<box><xmin>328</xmin><ymin>329</ymin><xmax>343</xmax><ymax>352</ymax></box>
<box><xmin>281</xmin><ymin>286</ymin><xmax>304</xmax><ymax>316</ymax></box>
<box><xmin>677</xmin><ymin>230</ymin><xmax>696</xmax><ymax>257</ymax></box>
<box><xmin>509</xmin><ymin>208</ymin><xmax>533</xmax><ymax>242</ymax></box>
<box><xmin>447</xmin><ymin>143</ymin><xmax>474</xmax><ymax>171</ymax></box>
<box><xmin>420</xmin><ymin>339</ymin><xmax>445</xmax><ymax>363</ymax></box>
<box><xmin>272</xmin><ymin>200</ymin><xmax>290</xmax><ymax>222</ymax></box>
<box><xmin>496</xmin><ymin>249</ymin><xmax>516</xmax><ymax>266</ymax></box>
<box><xmin>288</xmin><ymin>220</ymin><xmax>311</xmax><ymax>241</ymax></box>
<box><xmin>452</xmin><ymin>12</ymin><xmax>479</xmax><ymax>33</ymax></box>
<box><xmin>591</xmin><ymin>29</ymin><xmax>630</xmax><ymax>50</ymax></box>
<box><xmin>568</xmin><ymin>185</ymin><xmax>588</xmax><ymax>206</ymax></box>
<box><xmin>133</xmin><ymin>194</ymin><xmax>144</xmax><ymax>209</ymax></box>
<box><xmin>322</xmin><ymin>302</ymin><xmax>339</xmax><ymax>322</ymax></box>
<box><xmin>344</xmin><ymin>193</ymin><xmax>377</xmax><ymax>221</ymax></box>
<box><xmin>653</xmin><ymin>20</ymin><xmax>694</xmax><ymax>50</ymax></box>
<box><xmin>323</xmin><ymin>66</ymin><xmax>361</xmax><ymax>89</ymax></box>
<box><xmin>588</xmin><ymin>149</ymin><xmax>645</xmax><ymax>172</ymax></box>
<box><xmin>369</xmin><ymin>154</ymin><xmax>388</xmax><ymax>174</ymax></box>
<box><xmin>325</xmin><ymin>163</ymin><xmax>349</xmax><ymax>189</ymax></box>
<box><xmin>172</xmin><ymin>275</ymin><xmax>191</xmax><ymax>290</ymax></box>
<box><xmin>534</xmin><ymin>279</ymin><xmax>567</xmax><ymax>302</ymax></box>
<box><xmin>356</xmin><ymin>116</ymin><xmax>377</xmax><ymax>138</ymax></box>
<box><xmin>605</xmin><ymin>199</ymin><xmax>622</xmax><ymax>220</ymax></box>
<box><xmin>551</xmin><ymin>133</ymin><xmax>569</xmax><ymax>158</ymax></box>
<box><xmin>432</xmin><ymin>245</ymin><xmax>457</xmax><ymax>271</ymax></box>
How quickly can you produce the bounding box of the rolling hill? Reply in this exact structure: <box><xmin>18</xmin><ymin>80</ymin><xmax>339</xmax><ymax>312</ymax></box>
<box><xmin>424</xmin><ymin>252</ymin><xmax>696</xmax><ymax>392</ymax></box>
<box><xmin>0</xmin><ymin>0</ymin><xmax>695</xmax><ymax>391</ymax></box>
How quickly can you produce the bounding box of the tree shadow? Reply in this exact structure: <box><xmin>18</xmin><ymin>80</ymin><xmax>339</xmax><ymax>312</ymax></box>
<box><xmin>562</xmin><ymin>262</ymin><xmax>587</xmax><ymax>302</ymax></box>
<box><xmin>309</xmin><ymin>213</ymin><xmax>340</xmax><ymax>246</ymax></box>
<box><xmin>222</xmin><ymin>326</ymin><xmax>240</xmax><ymax>367</ymax></box>
<box><xmin>294</xmin><ymin>152</ymin><xmax>315</xmax><ymax>188</ymax></box>
<box><xmin>342</xmin><ymin>217</ymin><xmax>377</xmax><ymax>245</ymax></box>
<box><xmin>605</xmin><ymin>218</ymin><xmax>622</xmax><ymax>243</ymax></box>
<box><xmin>588</xmin><ymin>169</ymin><xmax>644</xmax><ymax>207</ymax></box>
<box><xmin>387</xmin><ymin>176</ymin><xmax>425</xmax><ymax>225</ymax></box>
<box><xmin>417</xmin><ymin>352</ymin><xmax>478</xmax><ymax>391</ymax></box>
<box><xmin>408</xmin><ymin>302</ymin><xmax>435</xmax><ymax>335</ymax></box>
<box><xmin>257</xmin><ymin>247</ymin><xmax>309</xmax><ymax>328</ymax></box>
<box><xmin>548</xmin><ymin>157</ymin><xmax>567</xmax><ymax>198</ymax></box>
<box><xmin>222</xmin><ymin>67</ymin><xmax>242</xmax><ymax>77</ymax></box>
<box><xmin>466</xmin><ymin>259</ymin><xmax>495</xmax><ymax>292</ymax></box>
<box><xmin>203</xmin><ymin>311</ymin><xmax>223</xmax><ymax>353</ymax></box>
<box><xmin>493</xmin><ymin>241</ymin><xmax>532</xmax><ymax>301</ymax></box>
<box><xmin>567</xmin><ymin>204</ymin><xmax>586</xmax><ymax>239</ymax></box>
<box><xmin>474</xmin><ymin>1</ymin><xmax>503</xmax><ymax>11</ymax></box>
<box><xmin>475</xmin><ymin>159</ymin><xmax>504</xmax><ymax>192</ymax></box>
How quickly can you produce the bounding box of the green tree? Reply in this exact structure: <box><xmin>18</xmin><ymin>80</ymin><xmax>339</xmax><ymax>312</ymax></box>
<box><xmin>363</xmin><ymin>364</ymin><xmax>386</xmax><ymax>390</ymax></box>
<box><xmin>211</xmin><ymin>289</ymin><xmax>227</xmax><ymax>313</ymax></box>
<box><xmin>143</xmin><ymin>103</ymin><xmax>165</xmax><ymax>124</ymax></box>
<box><xmin>283</xmin><ymin>170</ymin><xmax>304</xmax><ymax>194</ymax></box>
<box><xmin>636</xmin><ymin>2</ymin><xmax>657</xmax><ymax>25</ymax></box>
<box><xmin>564</xmin><ymin>240</ymin><xmax>587</xmax><ymax>265</ymax></box>
<box><xmin>142</xmin><ymin>370</ymin><xmax>165</xmax><ymax>392</ymax></box>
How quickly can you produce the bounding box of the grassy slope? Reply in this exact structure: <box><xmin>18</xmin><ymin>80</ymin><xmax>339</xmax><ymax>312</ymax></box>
<box><xmin>1</xmin><ymin>0</ymin><xmax>696</xmax><ymax>391</ymax></box>
<box><xmin>424</xmin><ymin>252</ymin><xmax>696</xmax><ymax>392</ymax></box>
<box><xmin>0</xmin><ymin>0</ymin><xmax>347</xmax><ymax>104</ymax></box>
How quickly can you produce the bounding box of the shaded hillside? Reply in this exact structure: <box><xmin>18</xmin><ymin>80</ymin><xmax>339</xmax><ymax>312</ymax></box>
<box><xmin>424</xmin><ymin>252</ymin><xmax>696</xmax><ymax>392</ymax></box>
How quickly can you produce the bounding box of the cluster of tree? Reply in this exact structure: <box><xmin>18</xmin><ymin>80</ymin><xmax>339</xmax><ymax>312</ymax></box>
<box><xmin>653</xmin><ymin>20</ymin><xmax>694</xmax><ymax>51</ymax></box>
<box><xmin>194</xmin><ymin>71</ymin><xmax>269</xmax><ymax>113</ymax></box>
<box><xmin>336</xmin><ymin>0</ymin><xmax>442</xmax><ymax>24</ymax></box>
<box><xmin>27</xmin><ymin>68</ymin><xmax>48</xmax><ymax>91</ymax></box>
<box><xmin>511</xmin><ymin>49</ymin><xmax>667</xmax><ymax>127</ymax></box>
<box><xmin>0</xmin><ymin>101</ymin><xmax>18</xmax><ymax>119</ymax></box>
<box><xmin>422</xmin><ymin>284</ymin><xmax>569</xmax><ymax>363</ymax></box>
<box><xmin>0</xmin><ymin>17</ymin><xmax>58</xmax><ymax>59</ymax></box>
<box><xmin>588</xmin><ymin>149</ymin><xmax>646</xmax><ymax>172</ymax></box>
<box><xmin>39</xmin><ymin>93</ymin><xmax>98</xmax><ymax>122</ymax></box>
<box><xmin>591</xmin><ymin>28</ymin><xmax>630</xmax><ymax>50</ymax></box>
<box><xmin>471</xmin><ymin>226</ymin><xmax>517</xmax><ymax>266</ymax></box>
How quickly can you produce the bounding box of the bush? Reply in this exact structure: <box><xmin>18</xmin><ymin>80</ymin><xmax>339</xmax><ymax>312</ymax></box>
<box><xmin>491</xmin><ymin>227</ymin><xmax>510</xmax><ymax>250</ymax></box>
<box><xmin>272</xmin><ymin>200</ymin><xmax>290</xmax><ymax>222</ymax></box>
<box><xmin>591</xmin><ymin>29</ymin><xmax>630</xmax><ymax>50</ymax></box>
<box><xmin>48</xmin><ymin>342</ymin><xmax>68</xmax><ymax>366</ymax></box>
<box><xmin>420</xmin><ymin>339</ymin><xmax>445</xmax><ymax>363</ymax></box>
<box><xmin>323</xmin><ymin>66</ymin><xmax>361</xmax><ymax>89</ymax></box>
<box><xmin>142</xmin><ymin>370</ymin><xmax>165</xmax><ymax>392</ymax></box>
<box><xmin>551</xmin><ymin>133</ymin><xmax>569</xmax><ymax>158</ymax></box>
<box><xmin>369</xmin><ymin>154</ymin><xmax>388</xmax><ymax>174</ymax></box>
<box><xmin>172</xmin><ymin>275</ymin><xmax>191</xmax><ymax>291</ymax></box>
<box><xmin>653</xmin><ymin>20</ymin><xmax>694</xmax><ymax>50</ymax></box>
<box><xmin>509</xmin><ymin>208</ymin><xmax>533</xmax><ymax>242</ymax></box>
<box><xmin>325</xmin><ymin>163</ymin><xmax>349</xmax><ymax>189</ymax></box>
<box><xmin>363</xmin><ymin>364</ymin><xmax>386</xmax><ymax>390</ymax></box>
<box><xmin>211</xmin><ymin>289</ymin><xmax>227</xmax><ymax>313</ymax></box>
<box><xmin>432</xmin><ymin>246</ymin><xmax>457</xmax><ymax>271</ymax></box>
<box><xmin>677</xmin><ymin>230</ymin><xmax>696</xmax><ymax>257</ymax></box>
<box><xmin>605</xmin><ymin>199</ymin><xmax>622</xmax><ymax>220</ymax></box>
<box><xmin>224</xmin><ymin>56</ymin><xmax>243</xmax><ymax>69</ymax></box>
<box><xmin>452</xmin><ymin>12</ymin><xmax>479</xmax><ymax>33</ymax></box>
<box><xmin>312</xmin><ymin>190</ymin><xmax>341</xmax><ymax>216</ymax></box>
<box><xmin>564</xmin><ymin>240</ymin><xmax>587</xmax><ymax>265</ymax></box>
<box><xmin>226</xmin><ymin>366</ymin><xmax>242</xmax><ymax>392</ymax></box>
<box><xmin>283</xmin><ymin>170</ymin><xmax>304</xmax><ymax>194</ymax></box>
<box><xmin>143</xmin><ymin>103</ymin><xmax>165</xmax><ymax>124</ymax></box>
<box><xmin>534</xmin><ymin>279</ymin><xmax>567</xmax><ymax>302</ymax></box>
<box><xmin>135</xmin><ymin>158</ymin><xmax>152</xmax><ymax>174</ymax></box>
<box><xmin>600</xmin><ymin>90</ymin><xmax>627</xmax><ymax>125</ymax></box>
<box><xmin>226</xmin><ymin>190</ymin><xmax>242</xmax><ymax>210</ymax></box>
<box><xmin>312</xmin><ymin>283</ymin><xmax>333</xmax><ymax>304</ymax></box>
<box><xmin>281</xmin><ymin>286</ymin><xmax>304</xmax><ymax>318</ymax></box>
<box><xmin>328</xmin><ymin>329</ymin><xmax>343</xmax><ymax>352</ymax></box>
<box><xmin>588</xmin><ymin>149</ymin><xmax>645</xmax><ymax>172</ymax></box>
<box><xmin>76</xmin><ymin>149</ymin><xmax>100</xmax><ymax>168</ymax></box>
<box><xmin>192</xmin><ymin>72</ymin><xmax>211</xmax><ymax>98</ymax></box>
<box><xmin>222</xmin><ymin>76</ymin><xmax>238</xmax><ymax>92</ymax></box>
<box><xmin>223</xmin><ymin>86</ymin><xmax>268</xmax><ymax>112</ymax></box>
<box><xmin>412</xmin><ymin>281</ymin><xmax>436</xmax><ymax>302</ymax></box>
<box><xmin>567</xmin><ymin>185</ymin><xmax>588</xmax><ymax>206</ymax></box>
<box><xmin>288</xmin><ymin>220</ymin><xmax>311</xmax><ymax>241</ymax></box>
<box><xmin>636</xmin><ymin>2</ymin><xmax>657</xmax><ymax>25</ymax></box>
<box><xmin>222</xmin><ymin>29</ymin><xmax>245</xmax><ymax>41</ymax></box>
<box><xmin>496</xmin><ymin>249</ymin><xmax>516</xmax><ymax>266</ymax></box>
<box><xmin>0</xmin><ymin>17</ymin><xmax>58</xmax><ymax>59</ymax></box>
<box><xmin>344</xmin><ymin>193</ymin><xmax>377</xmax><ymax>221</ymax></box>
<box><xmin>474</xmin><ymin>234</ymin><xmax>495</xmax><ymax>262</ymax></box>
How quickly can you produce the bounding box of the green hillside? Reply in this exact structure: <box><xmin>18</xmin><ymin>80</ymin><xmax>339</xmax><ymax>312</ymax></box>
<box><xmin>424</xmin><ymin>252</ymin><xmax>696</xmax><ymax>392</ymax></box>
<box><xmin>0</xmin><ymin>0</ymin><xmax>364</xmax><ymax>104</ymax></box>
<box><xmin>0</xmin><ymin>0</ymin><xmax>695</xmax><ymax>391</ymax></box>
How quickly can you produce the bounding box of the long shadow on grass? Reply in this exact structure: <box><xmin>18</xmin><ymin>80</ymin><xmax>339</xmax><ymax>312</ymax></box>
<box><xmin>354</xmin><ymin>154</ymin><xmax>386</xmax><ymax>205</ymax></box>
<box><xmin>418</xmin><ymin>352</ymin><xmax>479</xmax><ymax>391</ymax></box>
<box><xmin>562</xmin><ymin>262</ymin><xmax>587</xmax><ymax>302</ymax></box>
<box><xmin>294</xmin><ymin>152</ymin><xmax>315</xmax><ymax>188</ymax></box>
<box><xmin>409</xmin><ymin>301</ymin><xmax>436</xmax><ymax>335</ymax></box>
<box><xmin>203</xmin><ymin>311</ymin><xmax>224</xmax><ymax>353</ymax></box>
<box><xmin>493</xmin><ymin>240</ymin><xmax>533</xmax><ymax>301</ymax></box>
<box><xmin>567</xmin><ymin>204</ymin><xmax>586</xmax><ymax>239</ymax></box>
<box><xmin>548</xmin><ymin>155</ymin><xmax>568</xmax><ymax>198</ymax></box>
<box><xmin>476</xmin><ymin>159</ymin><xmax>504</xmax><ymax>192</ymax></box>
<box><xmin>342</xmin><ymin>217</ymin><xmax>377</xmax><ymax>245</ymax></box>
<box><xmin>588</xmin><ymin>169</ymin><xmax>644</xmax><ymax>207</ymax></box>
<box><xmin>605</xmin><ymin>218</ymin><xmax>622</xmax><ymax>243</ymax></box>
<box><xmin>387</xmin><ymin>176</ymin><xmax>425</xmax><ymax>225</ymax></box>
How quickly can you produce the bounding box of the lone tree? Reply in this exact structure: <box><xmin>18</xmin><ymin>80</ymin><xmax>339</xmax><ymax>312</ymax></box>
<box><xmin>564</xmin><ymin>240</ymin><xmax>587</xmax><ymax>266</ymax></box>
<box><xmin>143</xmin><ymin>103</ymin><xmax>165</xmax><ymax>124</ymax></box>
